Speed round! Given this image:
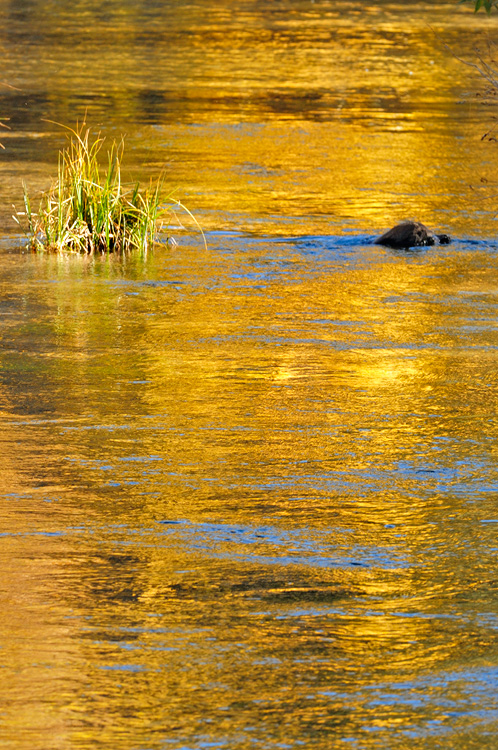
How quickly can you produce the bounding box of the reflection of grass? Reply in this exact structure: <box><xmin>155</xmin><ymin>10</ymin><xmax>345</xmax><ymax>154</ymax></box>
<box><xmin>15</xmin><ymin>123</ymin><xmax>198</xmax><ymax>254</ymax></box>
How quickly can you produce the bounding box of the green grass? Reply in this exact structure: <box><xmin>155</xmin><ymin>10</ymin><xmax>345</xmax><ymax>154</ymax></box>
<box><xmin>15</xmin><ymin>123</ymin><xmax>191</xmax><ymax>254</ymax></box>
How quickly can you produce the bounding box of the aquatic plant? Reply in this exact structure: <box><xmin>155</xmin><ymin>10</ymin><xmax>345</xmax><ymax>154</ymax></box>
<box><xmin>459</xmin><ymin>0</ymin><xmax>497</xmax><ymax>12</ymax></box>
<box><xmin>0</xmin><ymin>120</ymin><xmax>9</xmax><ymax>149</ymax></box>
<box><xmin>15</xmin><ymin>123</ymin><xmax>195</xmax><ymax>254</ymax></box>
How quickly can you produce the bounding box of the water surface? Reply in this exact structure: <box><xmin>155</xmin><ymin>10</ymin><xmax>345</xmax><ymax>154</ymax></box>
<box><xmin>0</xmin><ymin>2</ymin><xmax>498</xmax><ymax>749</ymax></box>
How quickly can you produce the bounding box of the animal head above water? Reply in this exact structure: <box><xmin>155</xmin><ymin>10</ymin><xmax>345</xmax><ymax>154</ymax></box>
<box><xmin>374</xmin><ymin>221</ymin><xmax>452</xmax><ymax>249</ymax></box>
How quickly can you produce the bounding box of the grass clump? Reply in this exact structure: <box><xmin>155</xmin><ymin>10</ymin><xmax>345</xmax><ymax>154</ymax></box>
<box><xmin>16</xmin><ymin>123</ymin><xmax>173</xmax><ymax>254</ymax></box>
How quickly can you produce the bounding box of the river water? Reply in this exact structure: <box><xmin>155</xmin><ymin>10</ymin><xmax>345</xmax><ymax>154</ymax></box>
<box><xmin>1</xmin><ymin>1</ymin><xmax>498</xmax><ymax>749</ymax></box>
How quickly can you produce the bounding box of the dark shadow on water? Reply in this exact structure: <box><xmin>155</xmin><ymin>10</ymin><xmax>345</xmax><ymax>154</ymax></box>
<box><xmin>275</xmin><ymin>233</ymin><xmax>498</xmax><ymax>254</ymax></box>
<box><xmin>208</xmin><ymin>230</ymin><xmax>498</xmax><ymax>262</ymax></box>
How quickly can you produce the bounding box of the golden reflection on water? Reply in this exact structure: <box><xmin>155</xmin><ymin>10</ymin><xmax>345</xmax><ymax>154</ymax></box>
<box><xmin>0</xmin><ymin>0</ymin><xmax>497</xmax><ymax>236</ymax></box>
<box><xmin>1</xmin><ymin>1</ymin><xmax>498</xmax><ymax>748</ymax></box>
<box><xmin>1</xmin><ymin>230</ymin><xmax>498</xmax><ymax>746</ymax></box>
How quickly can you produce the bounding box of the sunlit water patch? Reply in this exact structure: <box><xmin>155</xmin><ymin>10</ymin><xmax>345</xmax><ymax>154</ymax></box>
<box><xmin>1</xmin><ymin>0</ymin><xmax>498</xmax><ymax>748</ymax></box>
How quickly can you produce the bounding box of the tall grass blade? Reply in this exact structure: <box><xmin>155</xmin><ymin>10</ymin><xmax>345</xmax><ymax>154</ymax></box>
<box><xmin>14</xmin><ymin>122</ymin><xmax>202</xmax><ymax>255</ymax></box>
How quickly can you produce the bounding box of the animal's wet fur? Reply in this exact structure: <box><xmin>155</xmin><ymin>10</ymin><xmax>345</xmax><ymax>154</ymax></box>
<box><xmin>375</xmin><ymin>221</ymin><xmax>451</xmax><ymax>249</ymax></box>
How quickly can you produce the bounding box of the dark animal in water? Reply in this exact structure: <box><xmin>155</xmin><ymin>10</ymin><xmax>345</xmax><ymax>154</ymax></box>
<box><xmin>375</xmin><ymin>221</ymin><xmax>451</xmax><ymax>249</ymax></box>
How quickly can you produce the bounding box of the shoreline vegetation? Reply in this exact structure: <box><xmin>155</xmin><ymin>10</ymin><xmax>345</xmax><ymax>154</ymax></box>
<box><xmin>14</xmin><ymin>122</ymin><xmax>202</xmax><ymax>255</ymax></box>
